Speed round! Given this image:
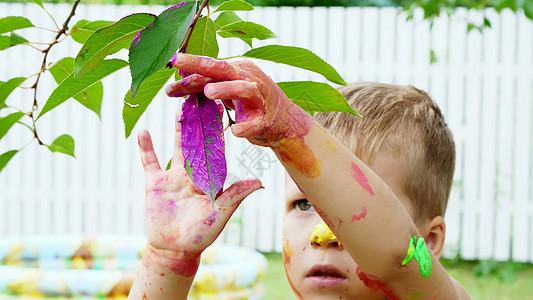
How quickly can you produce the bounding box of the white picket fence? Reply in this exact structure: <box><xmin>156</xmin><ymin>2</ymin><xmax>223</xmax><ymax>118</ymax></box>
<box><xmin>0</xmin><ymin>3</ymin><xmax>532</xmax><ymax>263</ymax></box>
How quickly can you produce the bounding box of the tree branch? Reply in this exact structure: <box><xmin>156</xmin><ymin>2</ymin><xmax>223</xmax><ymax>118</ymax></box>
<box><xmin>30</xmin><ymin>0</ymin><xmax>82</xmax><ymax>145</ymax></box>
<box><xmin>178</xmin><ymin>0</ymin><xmax>210</xmax><ymax>53</ymax></box>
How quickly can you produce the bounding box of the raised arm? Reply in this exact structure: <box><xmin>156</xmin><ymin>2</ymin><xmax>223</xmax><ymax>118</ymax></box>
<box><xmin>129</xmin><ymin>110</ymin><xmax>261</xmax><ymax>299</ymax></box>
<box><xmin>167</xmin><ymin>53</ymin><xmax>466</xmax><ymax>299</ymax></box>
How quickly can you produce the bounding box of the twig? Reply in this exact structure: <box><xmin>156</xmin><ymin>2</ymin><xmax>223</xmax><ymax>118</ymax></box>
<box><xmin>30</xmin><ymin>0</ymin><xmax>82</xmax><ymax>145</ymax></box>
<box><xmin>178</xmin><ymin>0</ymin><xmax>210</xmax><ymax>53</ymax></box>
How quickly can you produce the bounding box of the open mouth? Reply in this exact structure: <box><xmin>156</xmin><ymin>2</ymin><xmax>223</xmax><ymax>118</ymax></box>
<box><xmin>311</xmin><ymin>270</ymin><xmax>344</xmax><ymax>278</ymax></box>
<box><xmin>306</xmin><ymin>266</ymin><xmax>347</xmax><ymax>287</ymax></box>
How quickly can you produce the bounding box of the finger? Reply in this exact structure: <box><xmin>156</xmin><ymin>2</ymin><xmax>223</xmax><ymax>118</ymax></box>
<box><xmin>204</xmin><ymin>81</ymin><xmax>263</xmax><ymax>109</ymax></box>
<box><xmin>231</xmin><ymin>117</ymin><xmax>264</xmax><ymax>138</ymax></box>
<box><xmin>173</xmin><ymin>109</ymin><xmax>184</xmax><ymax>167</ymax></box>
<box><xmin>171</xmin><ymin>53</ymin><xmax>247</xmax><ymax>81</ymax></box>
<box><xmin>165</xmin><ymin>74</ymin><xmax>216</xmax><ymax>98</ymax></box>
<box><xmin>216</xmin><ymin>178</ymin><xmax>263</xmax><ymax>213</ymax></box>
<box><xmin>138</xmin><ymin>129</ymin><xmax>162</xmax><ymax>176</ymax></box>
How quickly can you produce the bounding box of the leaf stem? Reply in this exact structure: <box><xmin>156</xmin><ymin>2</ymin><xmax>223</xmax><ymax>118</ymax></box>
<box><xmin>179</xmin><ymin>0</ymin><xmax>210</xmax><ymax>53</ymax></box>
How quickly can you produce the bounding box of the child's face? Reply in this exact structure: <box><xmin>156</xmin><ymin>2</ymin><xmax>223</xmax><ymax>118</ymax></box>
<box><xmin>282</xmin><ymin>150</ymin><xmax>416</xmax><ymax>299</ymax></box>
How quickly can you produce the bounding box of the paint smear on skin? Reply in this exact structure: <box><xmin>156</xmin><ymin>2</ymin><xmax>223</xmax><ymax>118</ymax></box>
<box><xmin>350</xmin><ymin>162</ymin><xmax>374</xmax><ymax>195</ymax></box>
<box><xmin>142</xmin><ymin>292</ymin><xmax>147</xmax><ymax>300</ymax></box>
<box><xmin>356</xmin><ymin>267</ymin><xmax>400</xmax><ymax>300</ymax></box>
<box><xmin>145</xmin><ymin>245</ymin><xmax>200</xmax><ymax>278</ymax></box>
<box><xmin>401</xmin><ymin>236</ymin><xmax>433</xmax><ymax>278</ymax></box>
<box><xmin>193</xmin><ymin>235</ymin><xmax>203</xmax><ymax>244</ymax></box>
<box><xmin>203</xmin><ymin>211</ymin><xmax>218</xmax><ymax>226</ymax></box>
<box><xmin>351</xmin><ymin>207</ymin><xmax>368</xmax><ymax>222</ymax></box>
<box><xmin>326</xmin><ymin>140</ymin><xmax>337</xmax><ymax>151</ymax></box>
<box><xmin>412</xmin><ymin>289</ymin><xmax>422</xmax><ymax>299</ymax></box>
<box><xmin>313</xmin><ymin>205</ymin><xmax>336</xmax><ymax>231</ymax></box>
<box><xmin>336</xmin><ymin>217</ymin><xmax>344</xmax><ymax>227</ymax></box>
<box><xmin>282</xmin><ymin>235</ymin><xmax>292</xmax><ymax>259</ymax></box>
<box><xmin>310</xmin><ymin>223</ymin><xmax>341</xmax><ymax>246</ymax></box>
<box><xmin>276</xmin><ymin>137</ymin><xmax>320</xmax><ymax>178</ymax></box>
<box><xmin>282</xmin><ymin>247</ymin><xmax>303</xmax><ymax>299</ymax></box>
<box><xmin>168</xmin><ymin>200</ymin><xmax>176</xmax><ymax>208</ymax></box>
<box><xmin>155</xmin><ymin>174</ymin><xmax>169</xmax><ymax>185</ymax></box>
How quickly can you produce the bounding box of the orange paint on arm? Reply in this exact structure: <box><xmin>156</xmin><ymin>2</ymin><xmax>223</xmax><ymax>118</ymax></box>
<box><xmin>277</xmin><ymin>137</ymin><xmax>320</xmax><ymax>178</ymax></box>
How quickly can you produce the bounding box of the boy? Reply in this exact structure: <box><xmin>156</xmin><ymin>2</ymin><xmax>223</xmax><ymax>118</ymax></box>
<box><xmin>128</xmin><ymin>53</ymin><xmax>471</xmax><ymax>299</ymax></box>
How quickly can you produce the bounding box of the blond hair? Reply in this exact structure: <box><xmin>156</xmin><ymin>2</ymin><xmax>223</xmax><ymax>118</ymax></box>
<box><xmin>314</xmin><ymin>82</ymin><xmax>455</xmax><ymax>224</ymax></box>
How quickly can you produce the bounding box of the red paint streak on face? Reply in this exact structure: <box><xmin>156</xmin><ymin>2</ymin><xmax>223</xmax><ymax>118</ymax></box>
<box><xmin>356</xmin><ymin>267</ymin><xmax>400</xmax><ymax>300</ymax></box>
<box><xmin>276</xmin><ymin>137</ymin><xmax>320</xmax><ymax>178</ymax></box>
<box><xmin>160</xmin><ymin>273</ymin><xmax>165</xmax><ymax>277</ymax></box>
<box><xmin>203</xmin><ymin>211</ymin><xmax>218</xmax><ymax>226</ymax></box>
<box><xmin>350</xmin><ymin>162</ymin><xmax>374</xmax><ymax>195</ymax></box>
<box><xmin>337</xmin><ymin>217</ymin><xmax>344</xmax><ymax>227</ymax></box>
<box><xmin>351</xmin><ymin>207</ymin><xmax>368</xmax><ymax>222</ymax></box>
<box><xmin>282</xmin><ymin>247</ymin><xmax>303</xmax><ymax>299</ymax></box>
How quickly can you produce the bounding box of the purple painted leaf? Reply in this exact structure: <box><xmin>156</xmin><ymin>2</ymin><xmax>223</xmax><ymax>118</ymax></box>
<box><xmin>180</xmin><ymin>93</ymin><xmax>226</xmax><ymax>204</ymax></box>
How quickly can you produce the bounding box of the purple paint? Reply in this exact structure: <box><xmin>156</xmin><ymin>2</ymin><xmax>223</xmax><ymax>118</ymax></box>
<box><xmin>203</xmin><ymin>211</ymin><xmax>218</xmax><ymax>226</ymax></box>
<box><xmin>193</xmin><ymin>235</ymin><xmax>203</xmax><ymax>244</ymax></box>
<box><xmin>180</xmin><ymin>93</ymin><xmax>226</xmax><ymax>203</ymax></box>
<box><xmin>168</xmin><ymin>200</ymin><xmax>176</xmax><ymax>208</ymax></box>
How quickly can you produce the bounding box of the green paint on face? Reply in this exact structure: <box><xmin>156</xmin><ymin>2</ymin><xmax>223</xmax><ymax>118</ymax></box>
<box><xmin>401</xmin><ymin>236</ymin><xmax>432</xmax><ymax>278</ymax></box>
<box><xmin>411</xmin><ymin>289</ymin><xmax>422</xmax><ymax>299</ymax></box>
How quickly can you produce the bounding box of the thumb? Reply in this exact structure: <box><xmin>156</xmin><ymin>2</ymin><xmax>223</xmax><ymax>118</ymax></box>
<box><xmin>215</xmin><ymin>178</ymin><xmax>263</xmax><ymax>215</ymax></box>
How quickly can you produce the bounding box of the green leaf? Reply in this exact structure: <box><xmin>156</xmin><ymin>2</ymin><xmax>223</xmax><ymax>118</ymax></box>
<box><xmin>214</xmin><ymin>11</ymin><xmax>251</xmax><ymax>47</ymax></box>
<box><xmin>430</xmin><ymin>49</ymin><xmax>437</xmax><ymax>64</ymax></box>
<box><xmin>74</xmin><ymin>13</ymin><xmax>156</xmax><ymax>79</ymax></box>
<box><xmin>214</xmin><ymin>11</ymin><xmax>242</xmax><ymax>28</ymax></box>
<box><xmin>47</xmin><ymin>134</ymin><xmax>75</xmax><ymax>157</ymax></box>
<box><xmin>187</xmin><ymin>17</ymin><xmax>219</xmax><ymax>58</ymax></box>
<box><xmin>0</xmin><ymin>16</ymin><xmax>34</xmax><ymax>35</ymax></box>
<box><xmin>483</xmin><ymin>17</ymin><xmax>492</xmax><ymax>28</ymax></box>
<box><xmin>277</xmin><ymin>81</ymin><xmax>360</xmax><ymax>116</ymax></box>
<box><xmin>525</xmin><ymin>0</ymin><xmax>533</xmax><ymax>20</ymax></box>
<box><xmin>38</xmin><ymin>59</ymin><xmax>127</xmax><ymax>120</ymax></box>
<box><xmin>242</xmin><ymin>45</ymin><xmax>347</xmax><ymax>85</ymax></box>
<box><xmin>214</xmin><ymin>0</ymin><xmax>254</xmax><ymax>13</ymax></box>
<box><xmin>0</xmin><ymin>77</ymin><xmax>26</xmax><ymax>107</ymax></box>
<box><xmin>25</xmin><ymin>0</ymin><xmax>43</xmax><ymax>8</ymax></box>
<box><xmin>70</xmin><ymin>20</ymin><xmax>115</xmax><ymax>44</ymax></box>
<box><xmin>129</xmin><ymin>1</ymin><xmax>196</xmax><ymax>97</ymax></box>
<box><xmin>0</xmin><ymin>33</ymin><xmax>29</xmax><ymax>50</ymax></box>
<box><xmin>49</xmin><ymin>57</ymin><xmax>103</xmax><ymax>115</ymax></box>
<box><xmin>0</xmin><ymin>150</ymin><xmax>18</xmax><ymax>172</ymax></box>
<box><xmin>123</xmin><ymin>66</ymin><xmax>174</xmax><ymax>138</ymax></box>
<box><xmin>0</xmin><ymin>112</ymin><xmax>25</xmax><ymax>140</ymax></box>
<box><xmin>217</xmin><ymin>21</ymin><xmax>276</xmax><ymax>44</ymax></box>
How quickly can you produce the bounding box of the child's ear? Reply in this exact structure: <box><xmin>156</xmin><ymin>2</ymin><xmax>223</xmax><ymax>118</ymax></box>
<box><xmin>422</xmin><ymin>216</ymin><xmax>446</xmax><ymax>259</ymax></box>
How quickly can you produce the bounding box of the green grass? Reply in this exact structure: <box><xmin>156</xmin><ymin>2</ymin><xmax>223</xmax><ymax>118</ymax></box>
<box><xmin>261</xmin><ymin>252</ymin><xmax>533</xmax><ymax>299</ymax></box>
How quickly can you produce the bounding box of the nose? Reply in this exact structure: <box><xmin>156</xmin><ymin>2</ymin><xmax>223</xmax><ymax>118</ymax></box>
<box><xmin>310</xmin><ymin>223</ymin><xmax>342</xmax><ymax>248</ymax></box>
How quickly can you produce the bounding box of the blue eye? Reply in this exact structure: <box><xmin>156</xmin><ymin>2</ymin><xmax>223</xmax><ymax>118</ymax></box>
<box><xmin>295</xmin><ymin>199</ymin><xmax>314</xmax><ymax>212</ymax></box>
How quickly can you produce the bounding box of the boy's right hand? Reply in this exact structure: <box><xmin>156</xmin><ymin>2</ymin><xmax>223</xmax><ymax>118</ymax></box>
<box><xmin>137</xmin><ymin>110</ymin><xmax>262</xmax><ymax>276</ymax></box>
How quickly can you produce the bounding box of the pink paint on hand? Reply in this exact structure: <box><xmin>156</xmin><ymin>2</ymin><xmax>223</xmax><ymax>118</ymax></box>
<box><xmin>351</xmin><ymin>207</ymin><xmax>367</xmax><ymax>222</ymax></box>
<box><xmin>350</xmin><ymin>162</ymin><xmax>374</xmax><ymax>195</ymax></box>
<box><xmin>203</xmin><ymin>211</ymin><xmax>218</xmax><ymax>226</ymax></box>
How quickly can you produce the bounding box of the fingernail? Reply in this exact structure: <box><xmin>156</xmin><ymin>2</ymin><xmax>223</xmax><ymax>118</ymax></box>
<box><xmin>171</xmin><ymin>53</ymin><xmax>186</xmax><ymax>66</ymax></box>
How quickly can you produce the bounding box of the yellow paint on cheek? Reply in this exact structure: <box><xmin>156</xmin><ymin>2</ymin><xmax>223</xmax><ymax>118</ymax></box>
<box><xmin>283</xmin><ymin>235</ymin><xmax>292</xmax><ymax>257</ymax></box>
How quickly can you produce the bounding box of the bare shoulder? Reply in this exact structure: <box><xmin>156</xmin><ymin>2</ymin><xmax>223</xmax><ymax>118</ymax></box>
<box><xmin>450</xmin><ymin>276</ymin><xmax>471</xmax><ymax>299</ymax></box>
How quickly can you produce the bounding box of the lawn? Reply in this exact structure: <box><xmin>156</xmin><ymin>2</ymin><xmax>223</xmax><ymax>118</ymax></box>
<box><xmin>261</xmin><ymin>252</ymin><xmax>533</xmax><ymax>299</ymax></box>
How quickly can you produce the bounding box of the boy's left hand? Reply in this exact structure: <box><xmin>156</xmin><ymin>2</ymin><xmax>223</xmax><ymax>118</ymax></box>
<box><xmin>165</xmin><ymin>53</ymin><xmax>313</xmax><ymax>147</ymax></box>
